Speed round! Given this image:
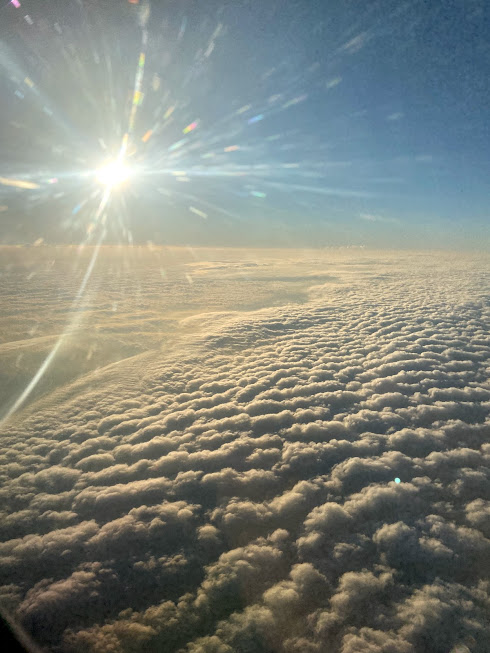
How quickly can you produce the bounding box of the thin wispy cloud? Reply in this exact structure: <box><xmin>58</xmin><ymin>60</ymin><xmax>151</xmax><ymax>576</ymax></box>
<box><xmin>326</xmin><ymin>77</ymin><xmax>342</xmax><ymax>89</ymax></box>
<box><xmin>339</xmin><ymin>31</ymin><xmax>371</xmax><ymax>55</ymax></box>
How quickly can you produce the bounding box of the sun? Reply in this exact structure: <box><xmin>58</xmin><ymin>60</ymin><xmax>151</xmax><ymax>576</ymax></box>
<box><xmin>95</xmin><ymin>159</ymin><xmax>130</xmax><ymax>189</ymax></box>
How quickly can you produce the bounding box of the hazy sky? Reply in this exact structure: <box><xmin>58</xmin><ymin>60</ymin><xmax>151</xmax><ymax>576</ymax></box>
<box><xmin>0</xmin><ymin>0</ymin><xmax>489</xmax><ymax>248</ymax></box>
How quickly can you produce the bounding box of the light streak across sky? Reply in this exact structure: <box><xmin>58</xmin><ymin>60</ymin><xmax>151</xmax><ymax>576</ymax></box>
<box><xmin>0</xmin><ymin>1</ymin><xmax>488</xmax><ymax>248</ymax></box>
<box><xmin>4</xmin><ymin>0</ymin><xmax>478</xmax><ymax>250</ymax></box>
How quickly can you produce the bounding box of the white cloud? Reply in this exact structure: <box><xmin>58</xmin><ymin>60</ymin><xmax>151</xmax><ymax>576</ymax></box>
<box><xmin>0</xmin><ymin>252</ymin><xmax>489</xmax><ymax>652</ymax></box>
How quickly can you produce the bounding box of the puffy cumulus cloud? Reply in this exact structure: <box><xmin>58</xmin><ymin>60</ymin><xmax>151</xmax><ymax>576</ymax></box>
<box><xmin>396</xmin><ymin>581</ymin><xmax>490</xmax><ymax>651</ymax></box>
<box><xmin>0</xmin><ymin>254</ymin><xmax>489</xmax><ymax>652</ymax></box>
<box><xmin>17</xmin><ymin>564</ymin><xmax>117</xmax><ymax>644</ymax></box>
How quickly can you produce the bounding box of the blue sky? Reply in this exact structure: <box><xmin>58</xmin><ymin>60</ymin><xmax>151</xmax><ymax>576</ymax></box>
<box><xmin>0</xmin><ymin>0</ymin><xmax>488</xmax><ymax>248</ymax></box>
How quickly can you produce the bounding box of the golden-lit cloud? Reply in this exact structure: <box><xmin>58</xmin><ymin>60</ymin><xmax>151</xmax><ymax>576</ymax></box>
<box><xmin>0</xmin><ymin>250</ymin><xmax>488</xmax><ymax>652</ymax></box>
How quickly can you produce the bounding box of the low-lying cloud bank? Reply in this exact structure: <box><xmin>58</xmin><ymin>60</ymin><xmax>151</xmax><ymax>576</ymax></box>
<box><xmin>0</xmin><ymin>255</ymin><xmax>489</xmax><ymax>652</ymax></box>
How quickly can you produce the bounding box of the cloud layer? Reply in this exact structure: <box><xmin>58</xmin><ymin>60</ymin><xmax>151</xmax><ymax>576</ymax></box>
<box><xmin>0</xmin><ymin>252</ymin><xmax>489</xmax><ymax>652</ymax></box>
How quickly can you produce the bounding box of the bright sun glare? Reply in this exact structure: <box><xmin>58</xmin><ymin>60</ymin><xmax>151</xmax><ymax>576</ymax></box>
<box><xmin>95</xmin><ymin>159</ymin><xmax>130</xmax><ymax>189</ymax></box>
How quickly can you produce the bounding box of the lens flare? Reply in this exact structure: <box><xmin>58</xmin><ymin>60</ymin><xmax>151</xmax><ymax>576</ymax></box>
<box><xmin>95</xmin><ymin>159</ymin><xmax>130</xmax><ymax>188</ymax></box>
